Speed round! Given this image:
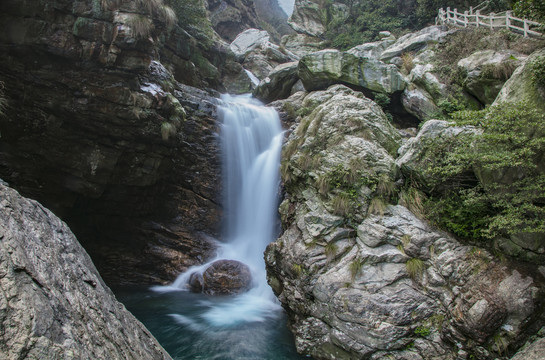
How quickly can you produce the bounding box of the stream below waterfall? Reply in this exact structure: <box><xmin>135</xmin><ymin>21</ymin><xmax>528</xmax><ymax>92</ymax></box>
<box><xmin>115</xmin><ymin>94</ymin><xmax>307</xmax><ymax>359</ymax></box>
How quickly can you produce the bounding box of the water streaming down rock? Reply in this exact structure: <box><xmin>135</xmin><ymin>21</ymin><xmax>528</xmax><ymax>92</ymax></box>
<box><xmin>153</xmin><ymin>94</ymin><xmax>284</xmax><ymax>326</ymax></box>
<box><xmin>244</xmin><ymin>69</ymin><xmax>260</xmax><ymax>86</ymax></box>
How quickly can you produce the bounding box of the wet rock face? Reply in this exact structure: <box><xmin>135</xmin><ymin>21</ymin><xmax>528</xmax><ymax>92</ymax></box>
<box><xmin>0</xmin><ymin>183</ymin><xmax>171</xmax><ymax>359</ymax></box>
<box><xmin>0</xmin><ymin>0</ymin><xmax>222</xmax><ymax>285</ymax></box>
<box><xmin>190</xmin><ymin>260</ymin><xmax>252</xmax><ymax>295</ymax></box>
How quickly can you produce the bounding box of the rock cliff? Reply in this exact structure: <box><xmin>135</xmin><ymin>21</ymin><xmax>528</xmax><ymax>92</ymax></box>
<box><xmin>0</xmin><ymin>182</ymin><xmax>171</xmax><ymax>359</ymax></box>
<box><xmin>0</xmin><ymin>0</ymin><xmax>227</xmax><ymax>285</ymax></box>
<box><xmin>266</xmin><ymin>80</ymin><xmax>545</xmax><ymax>358</ymax></box>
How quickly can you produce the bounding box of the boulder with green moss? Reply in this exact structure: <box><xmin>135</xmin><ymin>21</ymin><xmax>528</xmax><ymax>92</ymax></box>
<box><xmin>380</xmin><ymin>25</ymin><xmax>455</xmax><ymax>62</ymax></box>
<box><xmin>458</xmin><ymin>49</ymin><xmax>527</xmax><ymax>105</ymax></box>
<box><xmin>493</xmin><ymin>48</ymin><xmax>545</xmax><ymax>112</ymax></box>
<box><xmin>280</xmin><ymin>33</ymin><xmax>328</xmax><ymax>58</ymax></box>
<box><xmin>298</xmin><ymin>49</ymin><xmax>406</xmax><ymax>93</ymax></box>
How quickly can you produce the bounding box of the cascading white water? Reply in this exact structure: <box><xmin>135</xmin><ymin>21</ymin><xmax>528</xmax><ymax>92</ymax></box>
<box><xmin>244</xmin><ymin>69</ymin><xmax>260</xmax><ymax>86</ymax></box>
<box><xmin>152</xmin><ymin>93</ymin><xmax>284</xmax><ymax>327</ymax></box>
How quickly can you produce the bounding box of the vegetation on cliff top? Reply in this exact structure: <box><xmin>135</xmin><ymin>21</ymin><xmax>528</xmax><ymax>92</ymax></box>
<box><xmin>320</xmin><ymin>0</ymin><xmax>538</xmax><ymax>50</ymax></box>
<box><xmin>423</xmin><ymin>100</ymin><xmax>545</xmax><ymax>240</ymax></box>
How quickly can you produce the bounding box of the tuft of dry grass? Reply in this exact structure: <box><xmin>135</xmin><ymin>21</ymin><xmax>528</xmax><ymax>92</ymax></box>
<box><xmin>401</xmin><ymin>52</ymin><xmax>415</xmax><ymax>74</ymax></box>
<box><xmin>376</xmin><ymin>173</ymin><xmax>395</xmax><ymax>198</ymax></box>
<box><xmin>368</xmin><ymin>197</ymin><xmax>386</xmax><ymax>216</ymax></box>
<box><xmin>324</xmin><ymin>241</ymin><xmax>338</xmax><ymax>261</ymax></box>
<box><xmin>399</xmin><ymin>188</ymin><xmax>425</xmax><ymax>218</ymax></box>
<box><xmin>315</xmin><ymin>173</ymin><xmax>331</xmax><ymax>197</ymax></box>
<box><xmin>331</xmin><ymin>193</ymin><xmax>352</xmax><ymax>216</ymax></box>
<box><xmin>126</xmin><ymin>14</ymin><xmax>153</xmax><ymax>38</ymax></box>
<box><xmin>349</xmin><ymin>258</ymin><xmax>363</xmax><ymax>281</ymax></box>
<box><xmin>406</xmin><ymin>258</ymin><xmax>425</xmax><ymax>280</ymax></box>
<box><xmin>158</xmin><ymin>5</ymin><xmax>177</xmax><ymax>29</ymax></box>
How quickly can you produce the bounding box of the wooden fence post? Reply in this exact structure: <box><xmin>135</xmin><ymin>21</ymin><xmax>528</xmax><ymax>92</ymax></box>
<box><xmin>506</xmin><ymin>11</ymin><xmax>511</xmax><ymax>29</ymax></box>
<box><xmin>523</xmin><ymin>18</ymin><xmax>528</xmax><ymax>37</ymax></box>
<box><xmin>453</xmin><ymin>8</ymin><xmax>458</xmax><ymax>25</ymax></box>
<box><xmin>447</xmin><ymin>7</ymin><xmax>451</xmax><ymax>23</ymax></box>
<box><xmin>490</xmin><ymin>12</ymin><xmax>494</xmax><ymax>29</ymax></box>
<box><xmin>464</xmin><ymin>10</ymin><xmax>468</xmax><ymax>27</ymax></box>
<box><xmin>476</xmin><ymin>10</ymin><xmax>480</xmax><ymax>27</ymax></box>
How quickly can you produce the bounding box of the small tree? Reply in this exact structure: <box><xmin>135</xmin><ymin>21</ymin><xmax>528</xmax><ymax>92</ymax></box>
<box><xmin>513</xmin><ymin>0</ymin><xmax>545</xmax><ymax>23</ymax></box>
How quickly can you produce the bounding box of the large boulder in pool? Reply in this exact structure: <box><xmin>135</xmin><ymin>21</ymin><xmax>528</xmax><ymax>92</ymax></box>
<box><xmin>189</xmin><ymin>260</ymin><xmax>252</xmax><ymax>295</ymax></box>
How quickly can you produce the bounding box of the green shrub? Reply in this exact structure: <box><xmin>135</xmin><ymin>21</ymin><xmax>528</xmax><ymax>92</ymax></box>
<box><xmin>438</xmin><ymin>98</ymin><xmax>466</xmax><ymax>117</ymax></box>
<box><xmin>528</xmin><ymin>55</ymin><xmax>545</xmax><ymax>89</ymax></box>
<box><xmin>426</xmin><ymin>189</ymin><xmax>492</xmax><ymax>240</ymax></box>
<box><xmin>425</xmin><ymin>101</ymin><xmax>545</xmax><ymax>239</ymax></box>
<box><xmin>374</xmin><ymin>93</ymin><xmax>391</xmax><ymax>108</ymax></box>
<box><xmin>513</xmin><ymin>0</ymin><xmax>545</xmax><ymax>23</ymax></box>
<box><xmin>414</xmin><ymin>325</ymin><xmax>431</xmax><ymax>337</ymax></box>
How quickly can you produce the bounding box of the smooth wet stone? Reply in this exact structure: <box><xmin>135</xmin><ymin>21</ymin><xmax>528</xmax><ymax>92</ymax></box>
<box><xmin>191</xmin><ymin>260</ymin><xmax>253</xmax><ymax>295</ymax></box>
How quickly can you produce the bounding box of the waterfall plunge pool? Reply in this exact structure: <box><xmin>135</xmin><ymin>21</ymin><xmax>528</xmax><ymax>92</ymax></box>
<box><xmin>114</xmin><ymin>286</ymin><xmax>307</xmax><ymax>359</ymax></box>
<box><xmin>114</xmin><ymin>94</ymin><xmax>308</xmax><ymax>359</ymax></box>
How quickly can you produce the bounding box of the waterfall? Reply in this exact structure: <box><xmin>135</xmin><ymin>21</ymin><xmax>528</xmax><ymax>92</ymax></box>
<box><xmin>244</xmin><ymin>69</ymin><xmax>260</xmax><ymax>86</ymax></box>
<box><xmin>152</xmin><ymin>94</ymin><xmax>284</xmax><ymax>326</ymax></box>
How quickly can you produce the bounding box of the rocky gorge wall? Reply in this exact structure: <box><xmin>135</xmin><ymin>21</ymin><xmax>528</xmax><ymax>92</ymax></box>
<box><xmin>0</xmin><ymin>182</ymin><xmax>172</xmax><ymax>359</ymax></box>
<box><xmin>252</xmin><ymin>7</ymin><xmax>545</xmax><ymax>358</ymax></box>
<box><xmin>1</xmin><ymin>0</ymin><xmax>545</xmax><ymax>358</ymax></box>
<box><xmin>266</xmin><ymin>82</ymin><xmax>545</xmax><ymax>360</ymax></box>
<box><xmin>0</xmin><ymin>0</ymin><xmax>235</xmax><ymax>285</ymax></box>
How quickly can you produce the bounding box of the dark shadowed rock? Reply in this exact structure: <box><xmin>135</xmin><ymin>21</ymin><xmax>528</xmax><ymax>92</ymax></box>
<box><xmin>0</xmin><ymin>183</ymin><xmax>171</xmax><ymax>359</ymax></box>
<box><xmin>254</xmin><ymin>61</ymin><xmax>299</xmax><ymax>103</ymax></box>
<box><xmin>0</xmin><ymin>0</ymin><xmax>222</xmax><ymax>286</ymax></box>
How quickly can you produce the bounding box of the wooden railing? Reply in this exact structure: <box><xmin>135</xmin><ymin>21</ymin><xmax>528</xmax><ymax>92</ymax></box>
<box><xmin>436</xmin><ymin>6</ymin><xmax>543</xmax><ymax>38</ymax></box>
